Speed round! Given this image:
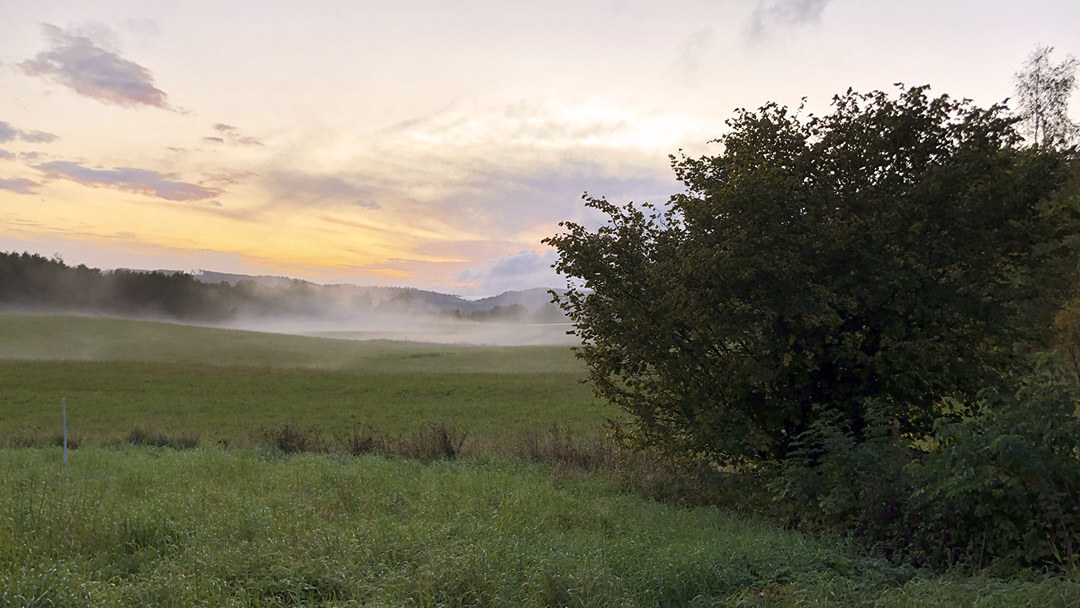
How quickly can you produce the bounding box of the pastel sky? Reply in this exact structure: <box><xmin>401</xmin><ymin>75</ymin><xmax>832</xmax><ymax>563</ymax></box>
<box><xmin>1</xmin><ymin>0</ymin><xmax>1077</xmax><ymax>296</ymax></box>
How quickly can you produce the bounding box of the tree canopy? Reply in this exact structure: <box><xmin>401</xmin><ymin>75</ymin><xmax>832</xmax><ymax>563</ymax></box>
<box><xmin>546</xmin><ymin>86</ymin><xmax>1079</xmax><ymax>464</ymax></box>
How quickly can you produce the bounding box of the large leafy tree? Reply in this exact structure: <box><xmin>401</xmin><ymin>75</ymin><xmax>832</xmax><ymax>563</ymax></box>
<box><xmin>546</xmin><ymin>86</ymin><xmax>1077</xmax><ymax>465</ymax></box>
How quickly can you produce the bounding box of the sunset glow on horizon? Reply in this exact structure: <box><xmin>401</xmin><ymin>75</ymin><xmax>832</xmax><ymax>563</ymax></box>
<box><xmin>2</xmin><ymin>0</ymin><xmax>1077</xmax><ymax>296</ymax></box>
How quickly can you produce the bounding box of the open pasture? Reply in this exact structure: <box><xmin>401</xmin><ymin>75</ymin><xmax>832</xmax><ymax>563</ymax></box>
<box><xmin>0</xmin><ymin>314</ymin><xmax>583</xmax><ymax>373</ymax></box>
<box><xmin>0</xmin><ymin>314</ymin><xmax>606</xmax><ymax>445</ymax></box>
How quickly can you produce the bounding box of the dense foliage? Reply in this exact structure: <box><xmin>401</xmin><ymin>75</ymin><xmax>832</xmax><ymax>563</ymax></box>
<box><xmin>777</xmin><ymin>356</ymin><xmax>1080</xmax><ymax>571</ymax></box>
<box><xmin>547</xmin><ymin>86</ymin><xmax>1079</xmax><ymax>464</ymax></box>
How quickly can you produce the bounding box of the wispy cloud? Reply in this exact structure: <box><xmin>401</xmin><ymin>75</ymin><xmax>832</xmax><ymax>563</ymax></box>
<box><xmin>201</xmin><ymin>171</ymin><xmax>258</xmax><ymax>187</ymax></box>
<box><xmin>268</xmin><ymin>171</ymin><xmax>381</xmax><ymax>209</ymax></box>
<box><xmin>35</xmin><ymin>160</ymin><xmax>221</xmax><ymax>201</ymax></box>
<box><xmin>400</xmin><ymin>101</ymin><xmax>630</xmax><ymax>150</ymax></box>
<box><xmin>677</xmin><ymin>28</ymin><xmax>714</xmax><ymax>76</ymax></box>
<box><xmin>0</xmin><ymin>150</ymin><xmax>14</xmax><ymax>161</ymax></box>
<box><xmin>747</xmin><ymin>0</ymin><xmax>829</xmax><ymax>41</ymax></box>
<box><xmin>19</xmin><ymin>130</ymin><xmax>59</xmax><ymax>143</ymax></box>
<box><xmin>0</xmin><ymin>178</ymin><xmax>41</xmax><ymax>195</ymax></box>
<box><xmin>21</xmin><ymin>23</ymin><xmax>171</xmax><ymax>110</ymax></box>
<box><xmin>210</xmin><ymin>123</ymin><xmax>264</xmax><ymax>146</ymax></box>
<box><xmin>0</xmin><ymin>120</ymin><xmax>58</xmax><ymax>144</ymax></box>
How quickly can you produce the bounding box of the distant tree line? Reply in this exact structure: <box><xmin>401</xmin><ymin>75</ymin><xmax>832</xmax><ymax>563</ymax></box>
<box><xmin>0</xmin><ymin>252</ymin><xmax>239</xmax><ymax>321</ymax></box>
<box><xmin>439</xmin><ymin>303</ymin><xmax>565</xmax><ymax>323</ymax></box>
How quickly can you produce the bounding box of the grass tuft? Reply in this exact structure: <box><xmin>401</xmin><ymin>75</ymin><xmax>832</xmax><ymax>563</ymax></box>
<box><xmin>400</xmin><ymin>422</ymin><xmax>469</xmax><ymax>460</ymax></box>
<box><xmin>123</xmin><ymin>424</ymin><xmax>200</xmax><ymax>450</ymax></box>
<box><xmin>259</xmin><ymin>422</ymin><xmax>323</xmax><ymax>454</ymax></box>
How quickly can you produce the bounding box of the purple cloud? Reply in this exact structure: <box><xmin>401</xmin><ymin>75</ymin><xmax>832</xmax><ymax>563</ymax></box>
<box><xmin>201</xmin><ymin>136</ymin><xmax>225</xmax><ymax>144</ymax></box>
<box><xmin>0</xmin><ymin>178</ymin><xmax>41</xmax><ymax>194</ymax></box>
<box><xmin>20</xmin><ymin>130</ymin><xmax>59</xmax><ymax>143</ymax></box>
<box><xmin>455</xmin><ymin>249</ymin><xmax>560</xmax><ymax>293</ymax></box>
<box><xmin>0</xmin><ymin>121</ymin><xmax>59</xmax><ymax>144</ymax></box>
<box><xmin>21</xmin><ymin>23</ymin><xmax>171</xmax><ymax>110</ymax></box>
<box><xmin>35</xmin><ymin>160</ymin><xmax>221</xmax><ymax>201</ymax></box>
<box><xmin>0</xmin><ymin>150</ymin><xmax>14</xmax><ymax>161</ymax></box>
<box><xmin>0</xmin><ymin>122</ymin><xmax>16</xmax><ymax>143</ymax></box>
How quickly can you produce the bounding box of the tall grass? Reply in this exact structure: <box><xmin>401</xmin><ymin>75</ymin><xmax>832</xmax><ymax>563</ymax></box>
<box><xmin>2</xmin><ymin>447</ymin><xmax>1078</xmax><ymax>607</ymax></box>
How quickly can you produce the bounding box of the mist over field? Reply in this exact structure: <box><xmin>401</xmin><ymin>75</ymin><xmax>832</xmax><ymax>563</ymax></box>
<box><xmin>0</xmin><ymin>252</ymin><xmax>575</xmax><ymax>346</ymax></box>
<box><xmin>199</xmin><ymin>269</ymin><xmax>576</xmax><ymax>345</ymax></box>
<box><xmin>222</xmin><ymin>313</ymin><xmax>577</xmax><ymax>346</ymax></box>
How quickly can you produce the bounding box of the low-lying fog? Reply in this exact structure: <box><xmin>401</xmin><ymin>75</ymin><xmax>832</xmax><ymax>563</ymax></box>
<box><xmin>0</xmin><ymin>253</ymin><xmax>579</xmax><ymax>346</ymax></box>
<box><xmin>219</xmin><ymin>314</ymin><xmax>578</xmax><ymax>347</ymax></box>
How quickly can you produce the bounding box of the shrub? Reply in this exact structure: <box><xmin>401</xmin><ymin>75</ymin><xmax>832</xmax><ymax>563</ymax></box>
<box><xmin>907</xmin><ymin>355</ymin><xmax>1080</xmax><ymax>570</ymax></box>
<box><xmin>547</xmin><ymin>86</ymin><xmax>1078</xmax><ymax>465</ymax></box>
<box><xmin>774</xmin><ymin>355</ymin><xmax>1080</xmax><ymax>572</ymax></box>
<box><xmin>772</xmin><ymin>402</ymin><xmax>913</xmax><ymax>552</ymax></box>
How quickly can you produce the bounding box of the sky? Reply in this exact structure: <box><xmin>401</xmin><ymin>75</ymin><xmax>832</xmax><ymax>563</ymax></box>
<box><xmin>1</xmin><ymin>0</ymin><xmax>1078</xmax><ymax>297</ymax></box>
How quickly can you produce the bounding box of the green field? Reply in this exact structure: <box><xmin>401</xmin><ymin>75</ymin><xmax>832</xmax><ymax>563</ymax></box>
<box><xmin>0</xmin><ymin>314</ymin><xmax>607</xmax><ymax>446</ymax></box>
<box><xmin>2</xmin><ymin>313</ymin><xmax>1079</xmax><ymax>606</ymax></box>
<box><xmin>0</xmin><ymin>314</ymin><xmax>584</xmax><ymax>373</ymax></box>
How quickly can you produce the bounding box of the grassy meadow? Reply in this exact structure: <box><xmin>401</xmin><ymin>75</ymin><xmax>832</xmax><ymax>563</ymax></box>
<box><xmin>2</xmin><ymin>312</ymin><xmax>1080</xmax><ymax>606</ymax></box>
<box><xmin>0</xmin><ymin>314</ymin><xmax>606</xmax><ymax>445</ymax></box>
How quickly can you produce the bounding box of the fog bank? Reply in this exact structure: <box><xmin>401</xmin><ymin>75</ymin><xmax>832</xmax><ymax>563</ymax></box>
<box><xmin>220</xmin><ymin>314</ymin><xmax>578</xmax><ymax>347</ymax></box>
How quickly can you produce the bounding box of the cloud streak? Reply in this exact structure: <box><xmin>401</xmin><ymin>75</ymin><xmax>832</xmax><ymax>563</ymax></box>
<box><xmin>21</xmin><ymin>23</ymin><xmax>171</xmax><ymax>110</ymax></box>
<box><xmin>35</xmin><ymin>161</ymin><xmax>221</xmax><ymax>201</ymax></box>
<box><xmin>0</xmin><ymin>178</ymin><xmax>41</xmax><ymax>195</ymax></box>
<box><xmin>210</xmin><ymin>123</ymin><xmax>264</xmax><ymax>146</ymax></box>
<box><xmin>268</xmin><ymin>171</ymin><xmax>381</xmax><ymax>209</ymax></box>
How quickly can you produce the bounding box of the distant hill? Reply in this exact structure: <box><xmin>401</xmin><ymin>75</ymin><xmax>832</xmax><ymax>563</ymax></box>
<box><xmin>190</xmin><ymin>270</ymin><xmax>565</xmax><ymax>319</ymax></box>
<box><xmin>190</xmin><ymin>270</ymin><xmax>298</xmax><ymax>289</ymax></box>
<box><xmin>472</xmin><ymin>287</ymin><xmax>559</xmax><ymax>309</ymax></box>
